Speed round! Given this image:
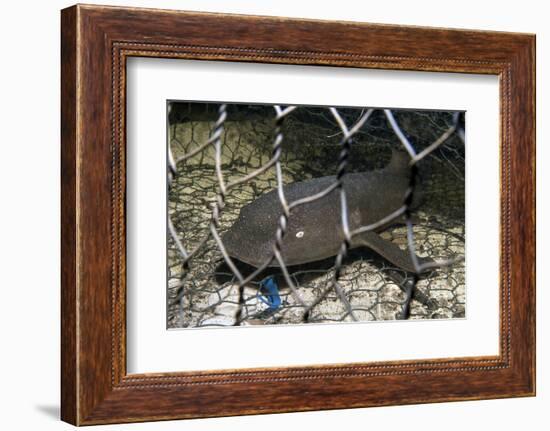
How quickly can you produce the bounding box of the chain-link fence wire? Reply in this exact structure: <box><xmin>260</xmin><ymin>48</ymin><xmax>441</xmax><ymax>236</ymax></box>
<box><xmin>167</xmin><ymin>102</ymin><xmax>465</xmax><ymax>328</ymax></box>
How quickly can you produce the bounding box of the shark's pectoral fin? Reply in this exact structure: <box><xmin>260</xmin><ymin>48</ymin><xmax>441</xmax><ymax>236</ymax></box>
<box><xmin>352</xmin><ymin>231</ymin><xmax>434</xmax><ymax>273</ymax></box>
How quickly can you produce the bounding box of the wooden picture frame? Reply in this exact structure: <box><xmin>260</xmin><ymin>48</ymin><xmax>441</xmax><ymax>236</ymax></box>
<box><xmin>61</xmin><ymin>4</ymin><xmax>535</xmax><ymax>425</ymax></box>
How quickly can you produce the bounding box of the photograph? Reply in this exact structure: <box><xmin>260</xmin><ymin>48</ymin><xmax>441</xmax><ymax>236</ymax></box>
<box><xmin>52</xmin><ymin>3</ymin><xmax>536</xmax><ymax>425</ymax></box>
<box><xmin>167</xmin><ymin>102</ymin><xmax>466</xmax><ymax>328</ymax></box>
<box><xmin>0</xmin><ymin>0</ymin><xmax>543</xmax><ymax>428</ymax></box>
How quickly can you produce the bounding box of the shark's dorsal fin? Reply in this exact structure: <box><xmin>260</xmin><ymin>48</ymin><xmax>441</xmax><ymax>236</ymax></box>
<box><xmin>385</xmin><ymin>148</ymin><xmax>410</xmax><ymax>175</ymax></box>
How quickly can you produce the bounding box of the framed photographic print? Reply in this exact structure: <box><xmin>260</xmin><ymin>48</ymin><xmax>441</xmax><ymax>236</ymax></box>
<box><xmin>61</xmin><ymin>4</ymin><xmax>535</xmax><ymax>425</ymax></box>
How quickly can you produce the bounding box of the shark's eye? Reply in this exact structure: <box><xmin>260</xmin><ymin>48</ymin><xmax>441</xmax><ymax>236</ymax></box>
<box><xmin>296</xmin><ymin>231</ymin><xmax>304</xmax><ymax>238</ymax></box>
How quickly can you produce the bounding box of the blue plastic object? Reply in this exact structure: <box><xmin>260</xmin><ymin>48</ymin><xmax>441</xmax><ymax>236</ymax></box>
<box><xmin>257</xmin><ymin>276</ymin><xmax>282</xmax><ymax>311</ymax></box>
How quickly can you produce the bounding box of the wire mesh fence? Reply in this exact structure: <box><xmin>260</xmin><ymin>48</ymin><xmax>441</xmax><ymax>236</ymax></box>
<box><xmin>167</xmin><ymin>102</ymin><xmax>465</xmax><ymax>328</ymax></box>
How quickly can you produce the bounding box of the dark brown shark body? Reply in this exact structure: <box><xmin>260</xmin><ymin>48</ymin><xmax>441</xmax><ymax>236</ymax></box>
<box><xmin>222</xmin><ymin>151</ymin><xmax>433</xmax><ymax>273</ymax></box>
